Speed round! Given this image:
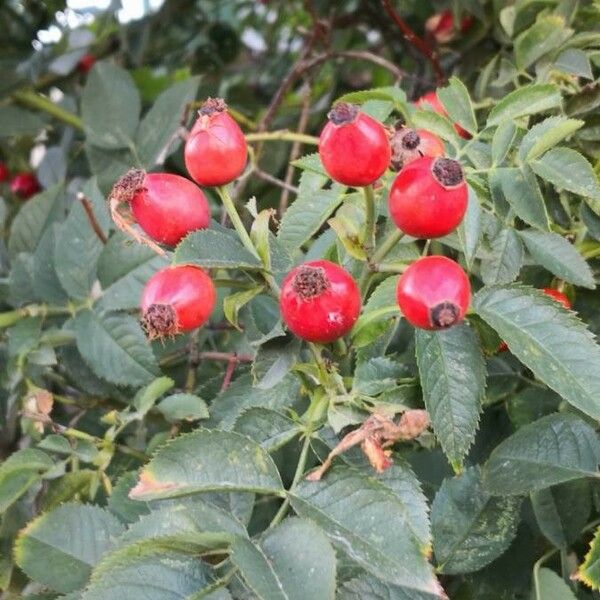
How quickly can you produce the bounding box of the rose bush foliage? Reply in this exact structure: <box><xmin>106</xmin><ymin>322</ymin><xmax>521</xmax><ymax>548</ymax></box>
<box><xmin>2</xmin><ymin>1</ymin><xmax>600</xmax><ymax>599</ymax></box>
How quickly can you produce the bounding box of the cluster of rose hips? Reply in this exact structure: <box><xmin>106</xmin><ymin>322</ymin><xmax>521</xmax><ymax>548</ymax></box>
<box><xmin>111</xmin><ymin>94</ymin><xmax>568</xmax><ymax>345</ymax></box>
<box><xmin>0</xmin><ymin>162</ymin><xmax>41</xmax><ymax>200</ymax></box>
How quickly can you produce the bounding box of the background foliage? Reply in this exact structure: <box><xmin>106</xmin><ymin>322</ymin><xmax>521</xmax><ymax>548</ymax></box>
<box><xmin>2</xmin><ymin>0</ymin><xmax>600</xmax><ymax>598</ymax></box>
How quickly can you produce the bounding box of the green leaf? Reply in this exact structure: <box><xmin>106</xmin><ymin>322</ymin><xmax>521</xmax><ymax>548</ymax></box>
<box><xmin>278</xmin><ymin>172</ymin><xmax>346</xmax><ymax>251</ymax></box>
<box><xmin>338</xmin><ymin>574</ymin><xmax>442</xmax><ymax>600</ymax></box>
<box><xmin>252</xmin><ymin>336</ymin><xmax>301</xmax><ymax>389</ymax></box>
<box><xmin>55</xmin><ymin>180</ymin><xmax>110</xmax><ymax>300</ymax></box>
<box><xmin>291</xmin><ymin>152</ymin><xmax>326</xmax><ymax>176</ymax></box>
<box><xmin>534</xmin><ymin>567</ymin><xmax>578</xmax><ymax>600</ymax></box>
<box><xmin>15</xmin><ymin>504</ymin><xmax>124</xmax><ymax>593</ymax></box>
<box><xmin>0</xmin><ymin>449</ymin><xmax>53</xmax><ymax>513</ymax></box>
<box><xmin>0</xmin><ymin>105</ymin><xmax>45</xmax><ymax>136</ymax></box>
<box><xmin>519</xmin><ymin>229</ymin><xmax>595</xmax><ymax>288</ymax></box>
<box><xmin>432</xmin><ymin>467</ymin><xmax>521</xmax><ymax>574</ymax></box>
<box><xmin>97</xmin><ymin>232</ymin><xmax>168</xmax><ymax>311</ymax></box>
<box><xmin>491</xmin><ymin>121</ymin><xmax>517</xmax><ymax>166</ymax></box>
<box><xmin>486</xmin><ymin>84</ymin><xmax>562</xmax><ymax>127</ymax></box>
<box><xmin>484</xmin><ymin>413</ymin><xmax>600</xmax><ymax>495</ymax></box>
<box><xmin>579</xmin><ymin>526</ymin><xmax>600</xmax><ymax>591</ymax></box>
<box><xmin>136</xmin><ymin>77</ymin><xmax>200</xmax><ymax>167</ymax></box>
<box><xmin>231</xmin><ymin>518</ymin><xmax>336</xmax><ymax>600</ymax></box>
<box><xmin>531</xmin><ymin>147</ymin><xmax>600</xmax><ymax>214</ymax></box>
<box><xmin>290</xmin><ymin>466</ymin><xmax>440</xmax><ymax>593</ymax></box>
<box><xmin>32</xmin><ymin>225</ymin><xmax>69</xmax><ymax>304</ymax></box>
<box><xmin>531</xmin><ymin>480</ymin><xmax>591</xmax><ymax>548</ymax></box>
<box><xmin>495</xmin><ymin>167</ymin><xmax>550</xmax><ymax>230</ymax></box>
<box><xmin>481</xmin><ymin>228</ymin><xmax>524</xmax><ymax>286</ymax></box>
<box><xmin>437</xmin><ymin>77</ymin><xmax>477</xmax><ymax>135</ymax></box>
<box><xmin>519</xmin><ymin>116</ymin><xmax>583</xmax><ymax>161</ymax></box>
<box><xmin>353</xmin><ymin>356</ymin><xmax>405</xmax><ymax>396</ymax></box>
<box><xmin>515</xmin><ymin>15</ymin><xmax>572</xmax><ymax>70</ymax></box>
<box><xmin>129</xmin><ymin>429</ymin><xmax>284</xmax><ymax>500</ymax></box>
<box><xmin>8</xmin><ymin>184</ymin><xmax>64</xmax><ymax>257</ymax></box>
<box><xmin>473</xmin><ymin>284</ymin><xmax>600</xmax><ymax>420</ymax></box>
<box><xmin>107</xmin><ymin>472</ymin><xmax>151</xmax><ymax>524</ymax></box>
<box><xmin>456</xmin><ymin>186</ymin><xmax>482</xmax><ymax>269</ymax></box>
<box><xmin>411</xmin><ymin>110</ymin><xmax>459</xmax><ymax>145</ymax></box>
<box><xmin>223</xmin><ymin>286</ymin><xmax>264</xmax><ymax>330</ymax></box>
<box><xmin>81</xmin><ymin>548</ymin><xmax>229</xmax><ymax>600</ymax></box>
<box><xmin>73</xmin><ymin>309</ymin><xmax>159</xmax><ymax>387</ymax></box>
<box><xmin>336</xmin><ymin>86</ymin><xmax>408</xmax><ymax>111</ymax></box>
<box><xmin>555</xmin><ymin>48</ymin><xmax>593</xmax><ymax>80</ymax></box>
<box><xmin>175</xmin><ymin>228</ymin><xmax>262</xmax><ymax>270</ymax></box>
<box><xmin>81</xmin><ymin>62</ymin><xmax>141</xmax><ymax>149</ymax></box>
<box><xmin>415</xmin><ymin>324</ymin><xmax>486</xmax><ymax>471</ymax></box>
<box><xmin>233</xmin><ymin>408</ymin><xmax>300</xmax><ymax>452</ymax></box>
<box><xmin>133</xmin><ymin>376</ymin><xmax>174</xmax><ymax>415</ymax></box>
<box><xmin>157</xmin><ymin>393</ymin><xmax>209</xmax><ymax>423</ymax></box>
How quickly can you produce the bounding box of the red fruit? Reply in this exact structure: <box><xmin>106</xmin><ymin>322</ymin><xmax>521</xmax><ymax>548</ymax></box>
<box><xmin>415</xmin><ymin>91</ymin><xmax>470</xmax><ymax>139</ymax></box>
<box><xmin>396</xmin><ymin>256</ymin><xmax>470</xmax><ymax>330</ymax></box>
<box><xmin>0</xmin><ymin>162</ymin><xmax>9</xmax><ymax>183</ymax></box>
<box><xmin>319</xmin><ymin>103</ymin><xmax>391</xmax><ymax>187</ymax></box>
<box><xmin>542</xmin><ymin>287</ymin><xmax>571</xmax><ymax>309</ymax></box>
<box><xmin>389</xmin><ymin>156</ymin><xmax>467</xmax><ymax>239</ymax></box>
<box><xmin>425</xmin><ymin>10</ymin><xmax>473</xmax><ymax>44</ymax></box>
<box><xmin>280</xmin><ymin>259</ymin><xmax>361</xmax><ymax>343</ymax></box>
<box><xmin>110</xmin><ymin>169</ymin><xmax>210</xmax><ymax>246</ymax></box>
<box><xmin>140</xmin><ymin>265</ymin><xmax>216</xmax><ymax>338</ymax></box>
<box><xmin>184</xmin><ymin>98</ymin><xmax>247</xmax><ymax>187</ymax></box>
<box><xmin>77</xmin><ymin>54</ymin><xmax>96</xmax><ymax>74</ymax></box>
<box><xmin>10</xmin><ymin>173</ymin><xmax>41</xmax><ymax>199</ymax></box>
<box><xmin>389</xmin><ymin>125</ymin><xmax>445</xmax><ymax>171</ymax></box>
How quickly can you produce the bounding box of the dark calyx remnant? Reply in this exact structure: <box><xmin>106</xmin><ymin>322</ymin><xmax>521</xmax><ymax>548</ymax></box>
<box><xmin>292</xmin><ymin>266</ymin><xmax>331</xmax><ymax>299</ymax></box>
<box><xmin>199</xmin><ymin>97</ymin><xmax>227</xmax><ymax>116</ymax></box>
<box><xmin>430</xmin><ymin>301</ymin><xmax>460</xmax><ymax>328</ymax></box>
<box><xmin>432</xmin><ymin>158</ymin><xmax>463</xmax><ymax>187</ymax></box>
<box><xmin>141</xmin><ymin>303</ymin><xmax>179</xmax><ymax>339</ymax></box>
<box><xmin>328</xmin><ymin>102</ymin><xmax>359</xmax><ymax>125</ymax></box>
<box><xmin>109</xmin><ymin>168</ymin><xmax>145</xmax><ymax>203</ymax></box>
<box><xmin>401</xmin><ymin>129</ymin><xmax>421</xmax><ymax>150</ymax></box>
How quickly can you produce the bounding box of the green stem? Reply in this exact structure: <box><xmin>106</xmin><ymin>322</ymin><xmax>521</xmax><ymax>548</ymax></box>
<box><xmin>245</xmin><ymin>131</ymin><xmax>319</xmax><ymax>145</ymax></box>
<box><xmin>12</xmin><ymin>90</ymin><xmax>84</xmax><ymax>130</ymax></box>
<box><xmin>216</xmin><ymin>186</ymin><xmax>260</xmax><ymax>259</ymax></box>
<box><xmin>357</xmin><ymin>229</ymin><xmax>405</xmax><ymax>295</ymax></box>
<box><xmin>362</xmin><ymin>184</ymin><xmax>376</xmax><ymax>255</ymax></box>
<box><xmin>0</xmin><ymin>304</ymin><xmax>75</xmax><ymax>328</ymax></box>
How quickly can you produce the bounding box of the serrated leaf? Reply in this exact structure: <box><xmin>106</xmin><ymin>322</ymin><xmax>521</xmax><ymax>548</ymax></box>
<box><xmin>432</xmin><ymin>467</ymin><xmax>521</xmax><ymax>574</ymax></box>
<box><xmin>579</xmin><ymin>526</ymin><xmax>600</xmax><ymax>591</ymax></box>
<box><xmin>107</xmin><ymin>472</ymin><xmax>151</xmax><ymax>524</ymax></box>
<box><xmin>411</xmin><ymin>110</ymin><xmax>459</xmax><ymax>145</ymax></box>
<box><xmin>491</xmin><ymin>121</ymin><xmax>517</xmax><ymax>166</ymax></box>
<box><xmin>519</xmin><ymin>116</ymin><xmax>583</xmax><ymax>161</ymax></box>
<box><xmin>175</xmin><ymin>229</ymin><xmax>262</xmax><ymax>270</ymax></box>
<box><xmin>32</xmin><ymin>225</ymin><xmax>69</xmax><ymax>304</ymax></box>
<box><xmin>338</xmin><ymin>574</ymin><xmax>442</xmax><ymax>600</ymax></box>
<box><xmin>8</xmin><ymin>184</ymin><xmax>64</xmax><ymax>257</ymax></box>
<box><xmin>415</xmin><ymin>324</ymin><xmax>486</xmax><ymax>471</ymax></box>
<box><xmin>484</xmin><ymin>413</ymin><xmax>600</xmax><ymax>495</ymax></box>
<box><xmin>473</xmin><ymin>284</ymin><xmax>600</xmax><ymax>420</ymax></box>
<box><xmin>231</xmin><ymin>518</ymin><xmax>336</xmax><ymax>600</ymax></box>
<box><xmin>15</xmin><ymin>504</ymin><xmax>124</xmax><ymax>593</ymax></box>
<box><xmin>291</xmin><ymin>153</ymin><xmax>326</xmax><ymax>175</ymax></box>
<box><xmin>223</xmin><ymin>286</ymin><xmax>264</xmax><ymax>330</ymax></box>
<box><xmin>81</xmin><ymin>62</ymin><xmax>141</xmax><ymax>149</ymax></box>
<box><xmin>73</xmin><ymin>309</ymin><xmax>159</xmax><ymax>387</ymax></box>
<box><xmin>456</xmin><ymin>186</ymin><xmax>482</xmax><ymax>269</ymax></box>
<box><xmin>534</xmin><ymin>567</ymin><xmax>578</xmax><ymax>600</ymax></box>
<box><xmin>495</xmin><ymin>167</ymin><xmax>550</xmax><ymax>230</ymax></box>
<box><xmin>278</xmin><ymin>172</ymin><xmax>346</xmax><ymax>251</ymax></box>
<box><xmin>336</xmin><ymin>86</ymin><xmax>407</xmax><ymax>110</ymax></box>
<box><xmin>515</xmin><ymin>15</ymin><xmax>572</xmax><ymax>70</ymax></box>
<box><xmin>0</xmin><ymin>449</ymin><xmax>53</xmax><ymax>513</ymax></box>
<box><xmin>531</xmin><ymin>147</ymin><xmax>600</xmax><ymax>214</ymax></box>
<box><xmin>290</xmin><ymin>466</ymin><xmax>441</xmax><ymax>594</ymax></box>
<box><xmin>233</xmin><ymin>408</ymin><xmax>300</xmax><ymax>451</ymax></box>
<box><xmin>0</xmin><ymin>105</ymin><xmax>45</xmax><ymax>136</ymax></box>
<box><xmin>252</xmin><ymin>336</ymin><xmax>301</xmax><ymax>389</ymax></box>
<box><xmin>481</xmin><ymin>228</ymin><xmax>524</xmax><ymax>286</ymax></box>
<box><xmin>555</xmin><ymin>48</ymin><xmax>593</xmax><ymax>80</ymax></box>
<box><xmin>519</xmin><ymin>229</ymin><xmax>595</xmax><ymax>288</ymax></box>
<box><xmin>136</xmin><ymin>77</ymin><xmax>200</xmax><ymax>167</ymax></box>
<box><xmin>353</xmin><ymin>356</ymin><xmax>405</xmax><ymax>396</ymax></box>
<box><xmin>157</xmin><ymin>393</ymin><xmax>209</xmax><ymax>423</ymax></box>
<box><xmin>486</xmin><ymin>84</ymin><xmax>562</xmax><ymax>126</ymax></box>
<box><xmin>129</xmin><ymin>429</ymin><xmax>284</xmax><ymax>500</ymax></box>
<box><xmin>437</xmin><ymin>77</ymin><xmax>477</xmax><ymax>135</ymax></box>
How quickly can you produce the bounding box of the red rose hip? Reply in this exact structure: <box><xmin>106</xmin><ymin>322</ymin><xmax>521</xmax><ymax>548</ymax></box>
<box><xmin>319</xmin><ymin>103</ymin><xmax>391</xmax><ymax>187</ymax></box>
<box><xmin>10</xmin><ymin>173</ymin><xmax>41</xmax><ymax>199</ymax></box>
<box><xmin>415</xmin><ymin>91</ymin><xmax>470</xmax><ymax>139</ymax></box>
<box><xmin>389</xmin><ymin>125</ymin><xmax>445</xmax><ymax>171</ymax></box>
<box><xmin>396</xmin><ymin>256</ymin><xmax>470</xmax><ymax>330</ymax></box>
<box><xmin>110</xmin><ymin>169</ymin><xmax>210</xmax><ymax>246</ymax></box>
<box><xmin>140</xmin><ymin>265</ymin><xmax>216</xmax><ymax>339</ymax></box>
<box><xmin>0</xmin><ymin>162</ymin><xmax>9</xmax><ymax>183</ymax></box>
<box><xmin>280</xmin><ymin>259</ymin><xmax>361</xmax><ymax>343</ymax></box>
<box><xmin>542</xmin><ymin>287</ymin><xmax>571</xmax><ymax>309</ymax></box>
<box><xmin>184</xmin><ymin>98</ymin><xmax>247</xmax><ymax>187</ymax></box>
<box><xmin>389</xmin><ymin>156</ymin><xmax>467</xmax><ymax>239</ymax></box>
<box><xmin>77</xmin><ymin>54</ymin><xmax>96</xmax><ymax>74</ymax></box>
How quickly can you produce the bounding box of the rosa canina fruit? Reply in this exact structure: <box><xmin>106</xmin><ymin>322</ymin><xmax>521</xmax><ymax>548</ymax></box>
<box><xmin>319</xmin><ymin>102</ymin><xmax>391</xmax><ymax>187</ymax></box>
<box><xmin>77</xmin><ymin>54</ymin><xmax>96</xmax><ymax>73</ymax></box>
<box><xmin>396</xmin><ymin>255</ymin><xmax>471</xmax><ymax>330</ymax></box>
<box><xmin>280</xmin><ymin>259</ymin><xmax>361</xmax><ymax>343</ymax></box>
<box><xmin>425</xmin><ymin>9</ymin><xmax>473</xmax><ymax>44</ymax></box>
<box><xmin>389</xmin><ymin>124</ymin><xmax>445</xmax><ymax>171</ymax></box>
<box><xmin>415</xmin><ymin>90</ymin><xmax>470</xmax><ymax>139</ymax></box>
<box><xmin>184</xmin><ymin>97</ymin><xmax>248</xmax><ymax>187</ymax></box>
<box><xmin>389</xmin><ymin>156</ymin><xmax>467</xmax><ymax>238</ymax></box>
<box><xmin>140</xmin><ymin>265</ymin><xmax>216</xmax><ymax>339</ymax></box>
<box><xmin>0</xmin><ymin>162</ymin><xmax>9</xmax><ymax>183</ymax></box>
<box><xmin>110</xmin><ymin>169</ymin><xmax>210</xmax><ymax>246</ymax></box>
<box><xmin>10</xmin><ymin>172</ymin><xmax>41</xmax><ymax>199</ymax></box>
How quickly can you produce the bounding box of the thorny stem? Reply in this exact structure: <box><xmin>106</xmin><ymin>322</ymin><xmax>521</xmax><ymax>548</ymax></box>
<box><xmin>12</xmin><ymin>90</ymin><xmax>84</xmax><ymax>130</ymax></box>
<box><xmin>245</xmin><ymin>130</ymin><xmax>319</xmax><ymax>145</ymax></box>
<box><xmin>78</xmin><ymin>193</ymin><xmax>108</xmax><ymax>244</ymax></box>
<box><xmin>358</xmin><ymin>228</ymin><xmax>405</xmax><ymax>295</ymax></box>
<box><xmin>216</xmin><ymin>186</ymin><xmax>260</xmax><ymax>259</ymax></box>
